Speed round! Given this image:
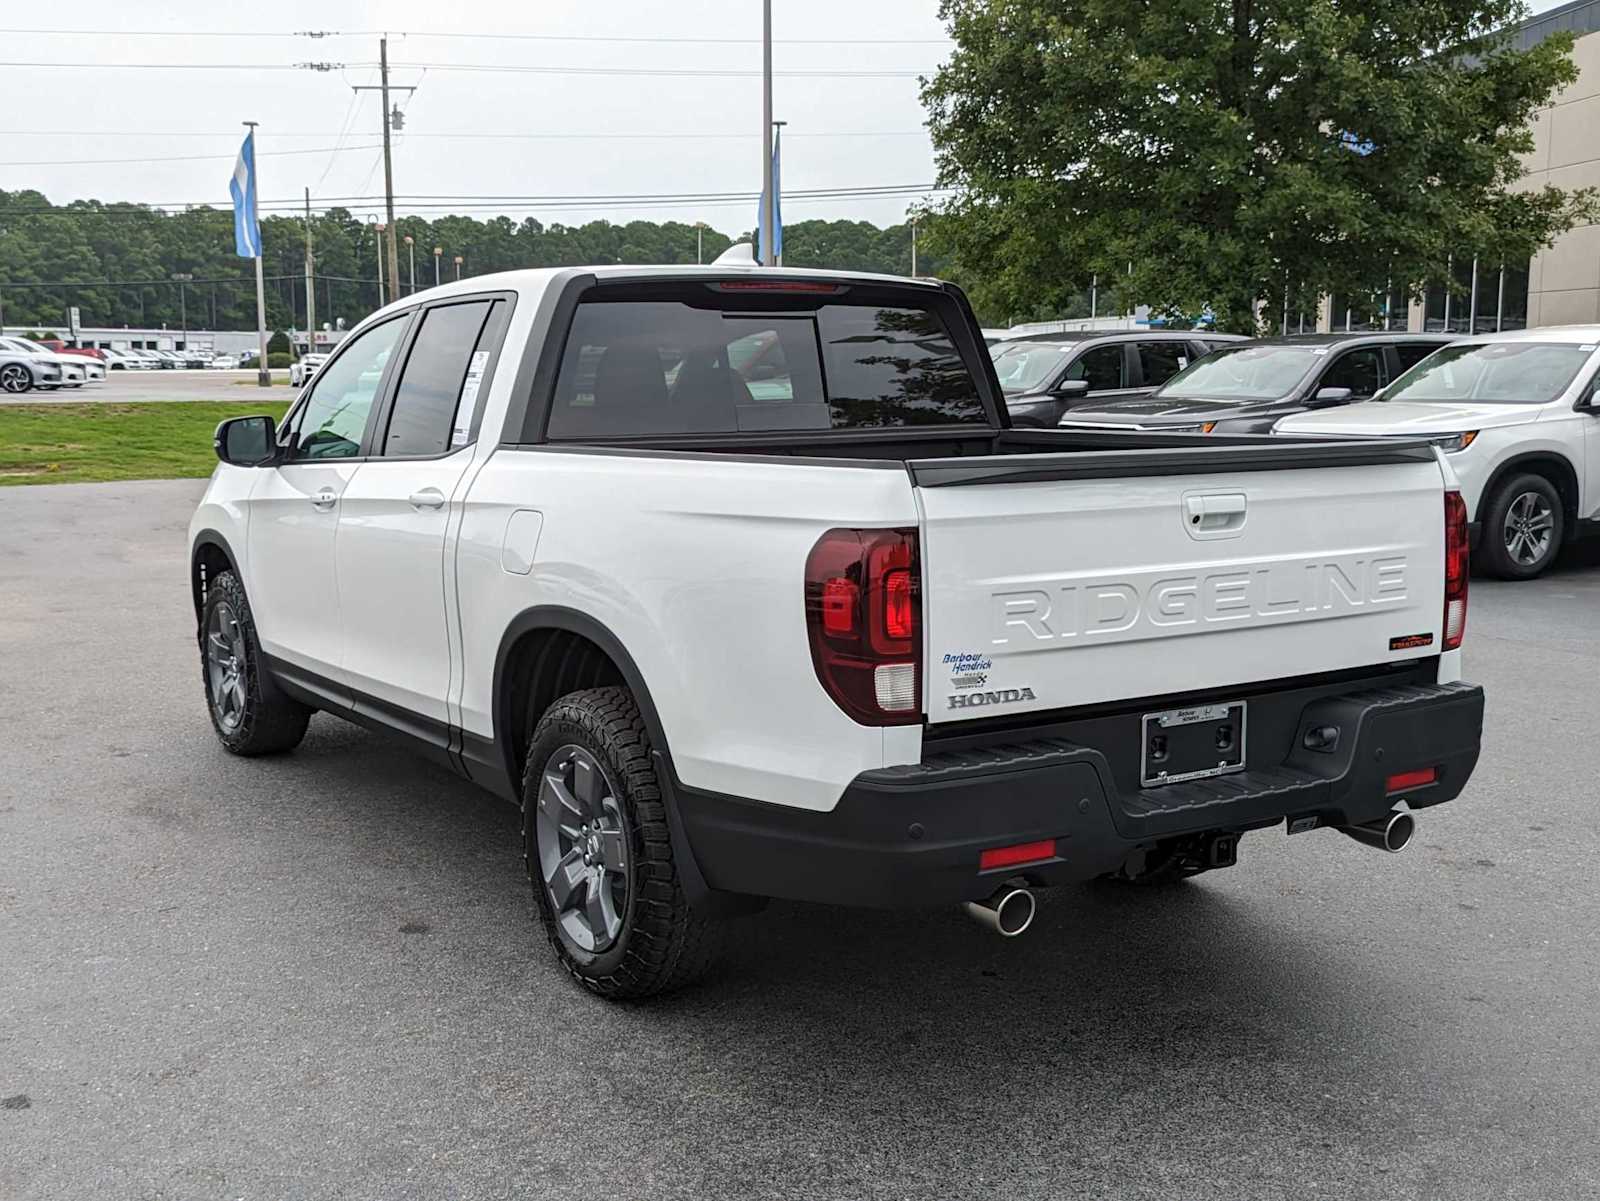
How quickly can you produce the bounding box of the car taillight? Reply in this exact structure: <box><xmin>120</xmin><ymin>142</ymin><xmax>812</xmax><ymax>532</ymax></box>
<box><xmin>1444</xmin><ymin>490</ymin><xmax>1469</xmax><ymax>651</ymax></box>
<box><xmin>805</xmin><ymin>528</ymin><xmax>921</xmax><ymax>725</ymax></box>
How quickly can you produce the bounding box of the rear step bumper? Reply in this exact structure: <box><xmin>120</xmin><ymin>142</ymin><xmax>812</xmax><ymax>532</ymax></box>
<box><xmin>674</xmin><ymin>681</ymin><xmax>1484</xmax><ymax>908</ymax></box>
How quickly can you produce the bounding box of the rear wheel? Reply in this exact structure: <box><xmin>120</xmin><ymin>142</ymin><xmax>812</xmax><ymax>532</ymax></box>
<box><xmin>522</xmin><ymin>686</ymin><xmax>722</xmax><ymax>999</ymax></box>
<box><xmin>1</xmin><ymin>364</ymin><xmax>33</xmax><ymax>393</ymax></box>
<box><xmin>1477</xmin><ymin>473</ymin><xmax>1563</xmax><ymax>580</ymax></box>
<box><xmin>200</xmin><ymin>570</ymin><xmax>311</xmax><ymax>755</ymax></box>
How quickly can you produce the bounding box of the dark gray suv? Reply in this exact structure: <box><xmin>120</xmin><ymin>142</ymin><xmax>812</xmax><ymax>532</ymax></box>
<box><xmin>990</xmin><ymin>329</ymin><xmax>1247</xmax><ymax>428</ymax></box>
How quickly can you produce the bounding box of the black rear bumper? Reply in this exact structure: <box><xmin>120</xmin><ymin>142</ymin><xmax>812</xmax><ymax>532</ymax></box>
<box><xmin>675</xmin><ymin>680</ymin><xmax>1484</xmax><ymax>908</ymax></box>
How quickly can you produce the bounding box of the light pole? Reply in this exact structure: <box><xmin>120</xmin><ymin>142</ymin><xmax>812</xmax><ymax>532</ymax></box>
<box><xmin>374</xmin><ymin>222</ymin><xmax>387</xmax><ymax>304</ymax></box>
<box><xmin>909</xmin><ymin>217</ymin><xmax>918</xmax><ymax>277</ymax></box>
<box><xmin>433</xmin><ymin>246</ymin><xmax>442</xmax><ymax>287</ymax></box>
<box><xmin>404</xmin><ymin>235</ymin><xmax>415</xmax><ymax>294</ymax></box>
<box><xmin>453</xmin><ymin>255</ymin><xmax>463</xmax><ymax>282</ymax></box>
<box><xmin>694</xmin><ymin>220</ymin><xmax>706</xmax><ymax>265</ymax></box>
<box><xmin>171</xmin><ymin>273</ymin><xmax>193</xmax><ymax>345</ymax></box>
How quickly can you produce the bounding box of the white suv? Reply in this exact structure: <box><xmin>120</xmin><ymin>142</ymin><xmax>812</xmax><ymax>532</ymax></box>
<box><xmin>1276</xmin><ymin>326</ymin><xmax>1600</xmax><ymax>579</ymax></box>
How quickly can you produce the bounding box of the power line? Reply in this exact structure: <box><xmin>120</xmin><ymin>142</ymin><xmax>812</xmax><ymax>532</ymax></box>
<box><xmin>0</xmin><ymin>27</ymin><xmax>952</xmax><ymax>45</ymax></box>
<box><xmin>0</xmin><ymin>128</ymin><xmax>930</xmax><ymax>141</ymax></box>
<box><xmin>0</xmin><ymin>144</ymin><xmax>382</xmax><ymax>167</ymax></box>
<box><xmin>0</xmin><ymin>60</ymin><xmax>929</xmax><ymax>78</ymax></box>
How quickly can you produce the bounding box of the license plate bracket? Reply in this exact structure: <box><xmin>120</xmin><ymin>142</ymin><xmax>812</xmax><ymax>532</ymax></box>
<box><xmin>1140</xmin><ymin>701</ymin><xmax>1247</xmax><ymax>788</ymax></box>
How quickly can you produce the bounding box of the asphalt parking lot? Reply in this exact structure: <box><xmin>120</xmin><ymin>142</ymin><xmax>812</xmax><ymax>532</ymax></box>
<box><xmin>3</xmin><ymin>480</ymin><xmax>1599</xmax><ymax>1201</ymax></box>
<box><xmin>3</xmin><ymin>370</ymin><xmax>298</xmax><ymax>404</ymax></box>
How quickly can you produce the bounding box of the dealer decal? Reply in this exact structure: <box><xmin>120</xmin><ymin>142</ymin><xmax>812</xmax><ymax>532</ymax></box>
<box><xmin>1388</xmin><ymin>632</ymin><xmax>1435</xmax><ymax>651</ymax></box>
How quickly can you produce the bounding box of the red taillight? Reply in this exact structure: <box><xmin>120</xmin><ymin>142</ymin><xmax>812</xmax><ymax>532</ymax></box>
<box><xmin>979</xmin><ymin>839</ymin><xmax>1058</xmax><ymax>871</ymax></box>
<box><xmin>1387</xmin><ymin>767</ymin><xmax>1438</xmax><ymax>794</ymax></box>
<box><xmin>1444</xmin><ymin>490</ymin><xmax>1469</xmax><ymax>651</ymax></box>
<box><xmin>712</xmin><ymin>280</ymin><xmax>847</xmax><ymax>294</ymax></box>
<box><xmin>805</xmin><ymin>528</ymin><xmax>921</xmax><ymax>725</ymax></box>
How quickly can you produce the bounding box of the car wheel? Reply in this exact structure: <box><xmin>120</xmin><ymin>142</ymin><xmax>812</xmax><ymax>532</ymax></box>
<box><xmin>200</xmin><ymin>570</ymin><xmax>312</xmax><ymax>755</ymax></box>
<box><xmin>522</xmin><ymin>686</ymin><xmax>723</xmax><ymax>999</ymax></box>
<box><xmin>1</xmin><ymin>364</ymin><xmax>34</xmax><ymax>393</ymax></box>
<box><xmin>1476</xmin><ymin>473</ymin><xmax>1564</xmax><ymax>580</ymax></box>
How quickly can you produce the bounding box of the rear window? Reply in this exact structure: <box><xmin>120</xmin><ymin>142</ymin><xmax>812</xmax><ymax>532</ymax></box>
<box><xmin>545</xmin><ymin>290</ymin><xmax>986</xmax><ymax>438</ymax></box>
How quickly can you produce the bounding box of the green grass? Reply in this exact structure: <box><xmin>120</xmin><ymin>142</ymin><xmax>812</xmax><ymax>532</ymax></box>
<box><xmin>0</xmin><ymin>401</ymin><xmax>290</xmax><ymax>486</ymax></box>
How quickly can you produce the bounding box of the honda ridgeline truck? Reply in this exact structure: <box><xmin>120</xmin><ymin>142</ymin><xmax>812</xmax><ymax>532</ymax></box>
<box><xmin>190</xmin><ymin>266</ymin><xmax>1484</xmax><ymax>998</ymax></box>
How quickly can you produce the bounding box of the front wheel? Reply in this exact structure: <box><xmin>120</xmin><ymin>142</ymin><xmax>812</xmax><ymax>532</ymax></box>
<box><xmin>1</xmin><ymin>364</ymin><xmax>34</xmax><ymax>393</ymax></box>
<box><xmin>1477</xmin><ymin>473</ymin><xmax>1563</xmax><ymax>580</ymax></box>
<box><xmin>199</xmin><ymin>570</ymin><xmax>312</xmax><ymax>754</ymax></box>
<box><xmin>522</xmin><ymin>687</ymin><xmax>722</xmax><ymax>999</ymax></box>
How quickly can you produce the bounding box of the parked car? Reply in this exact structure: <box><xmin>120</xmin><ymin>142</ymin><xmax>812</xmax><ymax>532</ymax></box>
<box><xmin>288</xmin><ymin>352</ymin><xmax>328</xmax><ymax>388</ymax></box>
<box><xmin>210</xmin><ymin>354</ymin><xmax>240</xmax><ymax>370</ymax></box>
<box><xmin>0</xmin><ymin>347</ymin><xmax>62</xmax><ymax>393</ymax></box>
<box><xmin>1275</xmin><ymin>326</ymin><xmax>1600</xmax><ymax>580</ymax></box>
<box><xmin>190</xmin><ymin>265</ymin><xmax>1483</xmax><ymax>999</ymax></box>
<box><xmin>99</xmin><ymin>348</ymin><xmax>141</xmax><ymax>370</ymax></box>
<box><xmin>127</xmin><ymin>350</ymin><xmax>164</xmax><ymax>369</ymax></box>
<box><xmin>1057</xmin><ymin>333</ymin><xmax>1455</xmax><ymax>434</ymax></box>
<box><xmin>0</xmin><ymin>336</ymin><xmax>88</xmax><ymax>388</ymax></box>
<box><xmin>990</xmin><ymin>330</ymin><xmax>1246</xmax><ymax>427</ymax></box>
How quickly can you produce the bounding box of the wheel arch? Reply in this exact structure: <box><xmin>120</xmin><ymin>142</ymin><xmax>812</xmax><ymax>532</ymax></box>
<box><xmin>190</xmin><ymin>529</ymin><xmax>241</xmax><ymax>628</ymax></box>
<box><xmin>491</xmin><ymin>606</ymin><xmax>673</xmax><ymax>799</ymax></box>
<box><xmin>1477</xmin><ymin>452</ymin><xmax>1580</xmax><ymax>533</ymax></box>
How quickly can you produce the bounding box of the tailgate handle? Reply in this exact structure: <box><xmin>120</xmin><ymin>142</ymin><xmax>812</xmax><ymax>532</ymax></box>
<box><xmin>1184</xmin><ymin>492</ymin><xmax>1247</xmax><ymax>537</ymax></box>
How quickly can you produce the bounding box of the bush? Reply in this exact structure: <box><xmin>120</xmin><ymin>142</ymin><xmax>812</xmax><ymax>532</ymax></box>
<box><xmin>267</xmin><ymin>330</ymin><xmax>292</xmax><ymax>355</ymax></box>
<box><xmin>267</xmin><ymin>352</ymin><xmax>293</xmax><ymax>369</ymax></box>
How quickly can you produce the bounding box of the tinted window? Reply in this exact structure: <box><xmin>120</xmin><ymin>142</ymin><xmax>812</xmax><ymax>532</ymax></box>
<box><xmin>1062</xmin><ymin>344</ymin><xmax>1125</xmax><ymax>390</ymax></box>
<box><xmin>1321</xmin><ymin>348</ymin><xmax>1385</xmax><ymax>397</ymax></box>
<box><xmin>1157</xmin><ymin>344</ymin><xmax>1318</xmax><ymax>401</ymax></box>
<box><xmin>285</xmin><ymin>315</ymin><xmax>407</xmax><ymax>459</ymax></box>
<box><xmin>1394</xmin><ymin>342</ymin><xmax>1445</xmax><ymax>371</ymax></box>
<box><xmin>1136</xmin><ymin>341</ymin><xmax>1189</xmax><ymax>388</ymax></box>
<box><xmin>546</xmin><ymin>296</ymin><xmax>984</xmax><ymax>438</ymax></box>
<box><xmin>382</xmin><ymin>300</ymin><xmax>495</xmax><ymax>456</ymax></box>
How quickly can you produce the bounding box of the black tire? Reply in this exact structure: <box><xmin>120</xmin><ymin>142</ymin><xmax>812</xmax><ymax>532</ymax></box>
<box><xmin>199</xmin><ymin>569</ymin><xmax>311</xmax><ymax>755</ymax></box>
<box><xmin>522</xmin><ymin>686</ymin><xmax>722</xmax><ymax>999</ymax></box>
<box><xmin>1476</xmin><ymin>473</ymin><xmax>1564</xmax><ymax>580</ymax></box>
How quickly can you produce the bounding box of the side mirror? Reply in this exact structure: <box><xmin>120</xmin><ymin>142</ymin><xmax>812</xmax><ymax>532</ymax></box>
<box><xmin>1053</xmin><ymin>378</ymin><xmax>1091</xmax><ymax>399</ymax></box>
<box><xmin>214</xmin><ymin>415</ymin><xmax>277</xmax><ymax>466</ymax></box>
<box><xmin>1309</xmin><ymin>386</ymin><xmax>1354</xmax><ymax>408</ymax></box>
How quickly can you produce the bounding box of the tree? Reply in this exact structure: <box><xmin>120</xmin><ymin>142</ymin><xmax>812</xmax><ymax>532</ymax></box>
<box><xmin>921</xmin><ymin>0</ymin><xmax>1596</xmax><ymax>330</ymax></box>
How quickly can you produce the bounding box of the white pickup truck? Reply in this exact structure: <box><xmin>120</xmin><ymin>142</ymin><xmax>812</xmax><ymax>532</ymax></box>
<box><xmin>190</xmin><ymin>265</ymin><xmax>1484</xmax><ymax>998</ymax></box>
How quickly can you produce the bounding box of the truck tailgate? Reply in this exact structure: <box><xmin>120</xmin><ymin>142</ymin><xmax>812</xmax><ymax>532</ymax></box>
<box><xmin>913</xmin><ymin>450</ymin><xmax>1447</xmax><ymax>723</ymax></box>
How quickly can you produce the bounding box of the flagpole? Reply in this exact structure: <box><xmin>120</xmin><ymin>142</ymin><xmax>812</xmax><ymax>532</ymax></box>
<box><xmin>760</xmin><ymin>0</ymin><xmax>774</xmax><ymax>267</ymax></box>
<box><xmin>244</xmin><ymin>121</ymin><xmax>270</xmax><ymax>387</ymax></box>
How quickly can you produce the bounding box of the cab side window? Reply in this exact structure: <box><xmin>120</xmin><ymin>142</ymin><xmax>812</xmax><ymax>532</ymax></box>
<box><xmin>1321</xmin><ymin>348</ymin><xmax>1386</xmax><ymax>398</ymax></box>
<box><xmin>285</xmin><ymin>315</ymin><xmax>409</xmax><ymax>460</ymax></box>
<box><xmin>1135</xmin><ymin>341</ymin><xmax>1189</xmax><ymax>388</ymax></box>
<box><xmin>380</xmin><ymin>300</ymin><xmax>503</xmax><ymax>457</ymax></box>
<box><xmin>1062</xmin><ymin>344</ymin><xmax>1126</xmax><ymax>391</ymax></box>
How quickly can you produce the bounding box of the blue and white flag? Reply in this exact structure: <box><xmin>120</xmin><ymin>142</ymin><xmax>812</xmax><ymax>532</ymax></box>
<box><xmin>229</xmin><ymin>131</ymin><xmax>261</xmax><ymax>258</ymax></box>
<box><xmin>756</xmin><ymin>127</ymin><xmax>783</xmax><ymax>264</ymax></box>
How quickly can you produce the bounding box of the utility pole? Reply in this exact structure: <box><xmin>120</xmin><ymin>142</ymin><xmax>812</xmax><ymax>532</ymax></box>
<box><xmin>351</xmin><ymin>39</ymin><xmax>413</xmax><ymax>305</ymax></box>
<box><xmin>303</xmin><ymin>188</ymin><xmax>316</xmax><ymax>350</ymax></box>
<box><xmin>760</xmin><ymin>0</ymin><xmax>774</xmax><ymax>266</ymax></box>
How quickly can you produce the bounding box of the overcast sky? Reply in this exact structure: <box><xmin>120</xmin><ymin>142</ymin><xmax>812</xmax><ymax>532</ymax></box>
<box><xmin>0</xmin><ymin>0</ymin><xmax>1577</xmax><ymax>234</ymax></box>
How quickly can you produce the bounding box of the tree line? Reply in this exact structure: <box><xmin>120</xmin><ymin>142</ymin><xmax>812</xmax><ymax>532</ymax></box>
<box><xmin>0</xmin><ymin>190</ymin><xmax>934</xmax><ymax>333</ymax></box>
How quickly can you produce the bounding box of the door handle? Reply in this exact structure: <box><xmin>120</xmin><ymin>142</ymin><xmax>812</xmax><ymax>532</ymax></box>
<box><xmin>408</xmin><ymin>488</ymin><xmax>446</xmax><ymax>511</ymax></box>
<box><xmin>1183</xmin><ymin>492</ymin><xmax>1248</xmax><ymax>538</ymax></box>
<box><xmin>310</xmin><ymin>487</ymin><xmax>337</xmax><ymax>510</ymax></box>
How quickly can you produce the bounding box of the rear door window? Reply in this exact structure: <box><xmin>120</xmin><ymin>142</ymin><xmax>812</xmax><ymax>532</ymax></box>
<box><xmin>380</xmin><ymin>299</ymin><xmax>501</xmax><ymax>457</ymax></box>
<box><xmin>1320</xmin><ymin>347</ymin><xmax>1387</xmax><ymax>398</ymax></box>
<box><xmin>545</xmin><ymin>291</ymin><xmax>986</xmax><ymax>438</ymax></box>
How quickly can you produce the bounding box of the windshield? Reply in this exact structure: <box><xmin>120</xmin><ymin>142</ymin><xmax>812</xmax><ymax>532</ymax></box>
<box><xmin>1381</xmin><ymin>342</ymin><xmax>1594</xmax><ymax>405</ymax></box>
<box><xmin>989</xmin><ymin>343</ymin><xmax>1074</xmax><ymax>395</ymax></box>
<box><xmin>1155</xmin><ymin>344</ymin><xmax>1320</xmax><ymax>401</ymax></box>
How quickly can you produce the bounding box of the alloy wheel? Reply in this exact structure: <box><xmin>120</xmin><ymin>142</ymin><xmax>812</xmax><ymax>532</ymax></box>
<box><xmin>534</xmin><ymin>744</ymin><xmax>629</xmax><ymax>953</ymax></box>
<box><xmin>0</xmin><ymin>364</ymin><xmax>30</xmax><ymax>393</ymax></box>
<box><xmin>1502</xmin><ymin>490</ymin><xmax>1555</xmax><ymax>568</ymax></box>
<box><xmin>205</xmin><ymin>601</ymin><xmax>248</xmax><ymax>733</ymax></box>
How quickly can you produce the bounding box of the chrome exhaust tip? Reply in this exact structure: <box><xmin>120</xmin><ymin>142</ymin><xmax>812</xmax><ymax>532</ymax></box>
<box><xmin>963</xmin><ymin>885</ymin><xmax>1036</xmax><ymax>937</ymax></box>
<box><xmin>1340</xmin><ymin>805</ymin><xmax>1416</xmax><ymax>854</ymax></box>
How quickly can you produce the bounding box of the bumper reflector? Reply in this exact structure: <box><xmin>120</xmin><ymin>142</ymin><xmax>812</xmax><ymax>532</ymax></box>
<box><xmin>1386</xmin><ymin>767</ymin><xmax>1438</xmax><ymax>794</ymax></box>
<box><xmin>979</xmin><ymin>839</ymin><xmax>1057</xmax><ymax>871</ymax></box>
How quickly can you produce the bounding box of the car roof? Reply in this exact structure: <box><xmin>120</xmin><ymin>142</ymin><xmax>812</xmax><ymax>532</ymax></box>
<box><xmin>1445</xmin><ymin>324</ymin><xmax>1600</xmax><ymax>345</ymax></box>
<box><xmin>1003</xmin><ymin>329</ymin><xmax>1244</xmax><ymax>346</ymax></box>
<box><xmin>1241</xmin><ymin>332</ymin><xmax>1458</xmax><ymax>348</ymax></box>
